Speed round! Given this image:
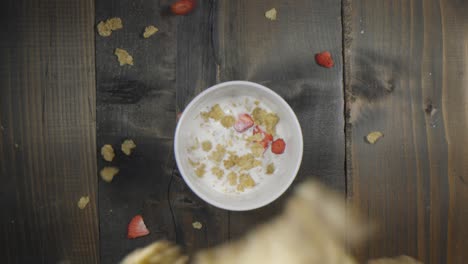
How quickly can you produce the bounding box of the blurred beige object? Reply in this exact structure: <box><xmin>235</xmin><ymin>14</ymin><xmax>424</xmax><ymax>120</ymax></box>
<box><xmin>121</xmin><ymin>241</ymin><xmax>188</xmax><ymax>264</ymax></box>
<box><xmin>193</xmin><ymin>180</ymin><xmax>367</xmax><ymax>264</ymax></box>
<box><xmin>368</xmin><ymin>256</ymin><xmax>422</xmax><ymax>264</ymax></box>
<box><xmin>121</xmin><ymin>181</ymin><xmax>421</xmax><ymax>264</ymax></box>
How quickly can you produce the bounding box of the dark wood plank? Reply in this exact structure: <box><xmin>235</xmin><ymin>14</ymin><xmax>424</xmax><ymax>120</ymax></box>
<box><xmin>215</xmin><ymin>0</ymin><xmax>345</xmax><ymax>238</ymax></box>
<box><xmin>344</xmin><ymin>0</ymin><xmax>468</xmax><ymax>262</ymax></box>
<box><xmin>0</xmin><ymin>0</ymin><xmax>99</xmax><ymax>263</ymax></box>
<box><xmin>95</xmin><ymin>0</ymin><xmax>179</xmax><ymax>262</ymax></box>
<box><xmin>173</xmin><ymin>0</ymin><xmax>229</xmax><ymax>254</ymax></box>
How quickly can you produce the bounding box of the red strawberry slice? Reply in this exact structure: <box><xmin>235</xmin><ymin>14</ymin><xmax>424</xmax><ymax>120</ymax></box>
<box><xmin>271</xmin><ymin>138</ymin><xmax>286</xmax><ymax>154</ymax></box>
<box><xmin>127</xmin><ymin>214</ymin><xmax>150</xmax><ymax>239</ymax></box>
<box><xmin>234</xmin><ymin>114</ymin><xmax>254</xmax><ymax>132</ymax></box>
<box><xmin>315</xmin><ymin>51</ymin><xmax>334</xmax><ymax>68</ymax></box>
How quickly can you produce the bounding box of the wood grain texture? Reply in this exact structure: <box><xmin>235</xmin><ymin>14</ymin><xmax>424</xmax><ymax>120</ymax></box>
<box><xmin>95</xmin><ymin>0</ymin><xmax>178</xmax><ymax>263</ymax></box>
<box><xmin>215</xmin><ymin>0</ymin><xmax>345</xmax><ymax>239</ymax></box>
<box><xmin>173</xmin><ymin>0</ymin><xmax>229</xmax><ymax>254</ymax></box>
<box><xmin>0</xmin><ymin>0</ymin><xmax>99</xmax><ymax>263</ymax></box>
<box><xmin>345</xmin><ymin>0</ymin><xmax>468</xmax><ymax>262</ymax></box>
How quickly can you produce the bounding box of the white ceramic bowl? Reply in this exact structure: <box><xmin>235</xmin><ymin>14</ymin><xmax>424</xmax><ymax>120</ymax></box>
<box><xmin>174</xmin><ymin>81</ymin><xmax>303</xmax><ymax>211</ymax></box>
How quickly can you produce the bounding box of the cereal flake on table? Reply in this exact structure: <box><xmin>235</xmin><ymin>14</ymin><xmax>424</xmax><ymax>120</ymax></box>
<box><xmin>143</xmin><ymin>25</ymin><xmax>159</xmax><ymax>38</ymax></box>
<box><xmin>114</xmin><ymin>48</ymin><xmax>134</xmax><ymax>66</ymax></box>
<box><xmin>192</xmin><ymin>221</ymin><xmax>202</xmax><ymax>230</ymax></box>
<box><xmin>100</xmin><ymin>166</ymin><xmax>119</xmax><ymax>182</ymax></box>
<box><xmin>366</xmin><ymin>131</ymin><xmax>384</xmax><ymax>144</ymax></box>
<box><xmin>77</xmin><ymin>196</ymin><xmax>90</xmax><ymax>209</ymax></box>
<box><xmin>97</xmin><ymin>17</ymin><xmax>123</xmax><ymax>37</ymax></box>
<box><xmin>265</xmin><ymin>8</ymin><xmax>277</xmax><ymax>21</ymax></box>
<box><xmin>101</xmin><ymin>144</ymin><xmax>115</xmax><ymax>162</ymax></box>
<box><xmin>121</xmin><ymin>139</ymin><xmax>136</xmax><ymax>156</ymax></box>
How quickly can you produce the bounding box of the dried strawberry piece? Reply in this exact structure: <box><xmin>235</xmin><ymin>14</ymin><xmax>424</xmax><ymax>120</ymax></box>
<box><xmin>271</xmin><ymin>138</ymin><xmax>286</xmax><ymax>154</ymax></box>
<box><xmin>234</xmin><ymin>113</ymin><xmax>254</xmax><ymax>132</ymax></box>
<box><xmin>315</xmin><ymin>51</ymin><xmax>334</xmax><ymax>68</ymax></box>
<box><xmin>127</xmin><ymin>214</ymin><xmax>150</xmax><ymax>239</ymax></box>
<box><xmin>171</xmin><ymin>0</ymin><xmax>196</xmax><ymax>15</ymax></box>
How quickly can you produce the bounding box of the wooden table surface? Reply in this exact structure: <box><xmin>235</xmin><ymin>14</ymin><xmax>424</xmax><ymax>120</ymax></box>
<box><xmin>1</xmin><ymin>0</ymin><xmax>467</xmax><ymax>263</ymax></box>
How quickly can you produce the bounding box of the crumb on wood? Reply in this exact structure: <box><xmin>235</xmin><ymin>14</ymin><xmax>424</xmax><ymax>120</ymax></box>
<box><xmin>77</xmin><ymin>196</ymin><xmax>90</xmax><ymax>209</ymax></box>
<box><xmin>192</xmin><ymin>221</ymin><xmax>202</xmax><ymax>230</ymax></box>
<box><xmin>121</xmin><ymin>139</ymin><xmax>136</xmax><ymax>156</ymax></box>
<box><xmin>366</xmin><ymin>131</ymin><xmax>384</xmax><ymax>144</ymax></box>
<box><xmin>265</xmin><ymin>8</ymin><xmax>277</xmax><ymax>21</ymax></box>
<box><xmin>143</xmin><ymin>25</ymin><xmax>159</xmax><ymax>38</ymax></box>
<box><xmin>101</xmin><ymin>144</ymin><xmax>115</xmax><ymax>162</ymax></box>
<box><xmin>100</xmin><ymin>166</ymin><xmax>119</xmax><ymax>182</ymax></box>
<box><xmin>97</xmin><ymin>17</ymin><xmax>122</xmax><ymax>37</ymax></box>
<box><xmin>114</xmin><ymin>48</ymin><xmax>134</xmax><ymax>66</ymax></box>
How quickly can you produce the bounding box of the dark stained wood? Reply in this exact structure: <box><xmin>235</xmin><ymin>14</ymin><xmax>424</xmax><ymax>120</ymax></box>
<box><xmin>344</xmin><ymin>0</ymin><xmax>468</xmax><ymax>262</ymax></box>
<box><xmin>173</xmin><ymin>0</ymin><xmax>229</xmax><ymax>254</ymax></box>
<box><xmin>215</xmin><ymin>0</ymin><xmax>345</xmax><ymax>238</ymax></box>
<box><xmin>95</xmin><ymin>0</ymin><xmax>180</xmax><ymax>262</ymax></box>
<box><xmin>0</xmin><ymin>0</ymin><xmax>99</xmax><ymax>263</ymax></box>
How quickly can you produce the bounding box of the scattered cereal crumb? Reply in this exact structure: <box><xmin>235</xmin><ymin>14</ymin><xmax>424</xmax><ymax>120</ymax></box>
<box><xmin>236</xmin><ymin>154</ymin><xmax>261</xmax><ymax>171</ymax></box>
<box><xmin>77</xmin><ymin>196</ymin><xmax>90</xmax><ymax>209</ymax></box>
<box><xmin>223</xmin><ymin>154</ymin><xmax>239</xmax><ymax>169</ymax></box>
<box><xmin>220</xmin><ymin>115</ymin><xmax>235</xmax><ymax>128</ymax></box>
<box><xmin>360</xmin><ymin>30</ymin><xmax>365</xmax><ymax>34</ymax></box>
<box><xmin>114</xmin><ymin>48</ymin><xmax>134</xmax><ymax>66</ymax></box>
<box><xmin>100</xmin><ymin>167</ymin><xmax>119</xmax><ymax>182</ymax></box>
<box><xmin>265</xmin><ymin>8</ymin><xmax>277</xmax><ymax>21</ymax></box>
<box><xmin>143</xmin><ymin>25</ymin><xmax>159</xmax><ymax>38</ymax></box>
<box><xmin>237</xmin><ymin>173</ymin><xmax>255</xmax><ymax>192</ymax></box>
<box><xmin>121</xmin><ymin>139</ymin><xmax>136</xmax><ymax>156</ymax></box>
<box><xmin>201</xmin><ymin>104</ymin><xmax>224</xmax><ymax>121</ymax></box>
<box><xmin>209</xmin><ymin>144</ymin><xmax>226</xmax><ymax>163</ymax></box>
<box><xmin>195</xmin><ymin>163</ymin><xmax>206</xmax><ymax>177</ymax></box>
<box><xmin>97</xmin><ymin>17</ymin><xmax>122</xmax><ymax>37</ymax></box>
<box><xmin>211</xmin><ymin>167</ymin><xmax>224</xmax><ymax>179</ymax></box>
<box><xmin>188</xmin><ymin>158</ymin><xmax>200</xmax><ymax>167</ymax></box>
<box><xmin>266</xmin><ymin>163</ymin><xmax>275</xmax><ymax>174</ymax></box>
<box><xmin>192</xmin><ymin>221</ymin><xmax>202</xmax><ymax>230</ymax></box>
<box><xmin>228</xmin><ymin>172</ymin><xmax>238</xmax><ymax>186</ymax></box>
<box><xmin>366</xmin><ymin>131</ymin><xmax>384</xmax><ymax>144</ymax></box>
<box><xmin>201</xmin><ymin>140</ymin><xmax>213</xmax><ymax>152</ymax></box>
<box><xmin>251</xmin><ymin>143</ymin><xmax>264</xmax><ymax>157</ymax></box>
<box><xmin>101</xmin><ymin>144</ymin><xmax>115</xmax><ymax>162</ymax></box>
<box><xmin>252</xmin><ymin>107</ymin><xmax>279</xmax><ymax>135</ymax></box>
<box><xmin>190</xmin><ymin>138</ymin><xmax>200</xmax><ymax>151</ymax></box>
<box><xmin>14</xmin><ymin>143</ymin><xmax>19</xmax><ymax>148</ymax></box>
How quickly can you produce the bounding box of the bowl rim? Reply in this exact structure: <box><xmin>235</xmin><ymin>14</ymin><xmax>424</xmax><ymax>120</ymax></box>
<box><xmin>174</xmin><ymin>80</ymin><xmax>303</xmax><ymax>211</ymax></box>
